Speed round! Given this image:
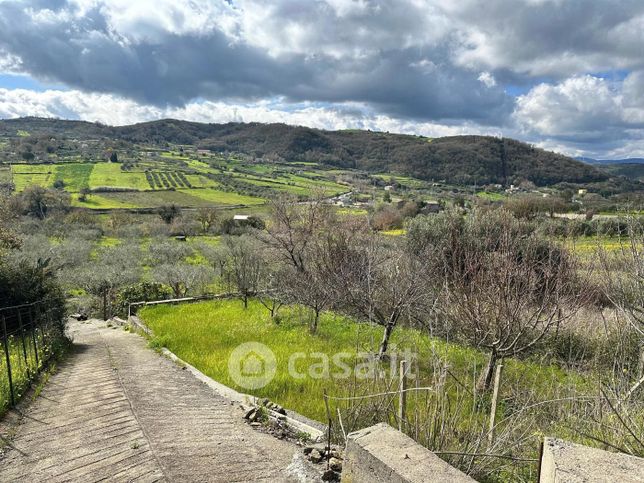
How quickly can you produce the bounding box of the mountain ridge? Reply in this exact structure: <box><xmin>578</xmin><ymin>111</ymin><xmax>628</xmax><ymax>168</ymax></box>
<box><xmin>0</xmin><ymin>117</ymin><xmax>619</xmax><ymax>188</ymax></box>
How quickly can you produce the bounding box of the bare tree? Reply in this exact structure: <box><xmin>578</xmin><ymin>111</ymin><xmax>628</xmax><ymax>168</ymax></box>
<box><xmin>152</xmin><ymin>263</ymin><xmax>214</xmax><ymax>298</ymax></box>
<box><xmin>281</xmin><ymin>264</ymin><xmax>334</xmax><ymax>333</ymax></box>
<box><xmin>597</xmin><ymin>216</ymin><xmax>644</xmax><ymax>336</ymax></box>
<box><xmin>316</xmin><ymin>221</ymin><xmax>428</xmax><ymax>355</ymax></box>
<box><xmin>222</xmin><ymin>235</ymin><xmax>265</xmax><ymax>308</ymax></box>
<box><xmin>196</xmin><ymin>207</ymin><xmax>219</xmax><ymax>234</ymax></box>
<box><xmin>75</xmin><ymin>244</ymin><xmax>142</xmax><ymax>320</ymax></box>
<box><xmin>262</xmin><ymin>194</ymin><xmax>332</xmax><ymax>273</ymax></box>
<box><xmin>409</xmin><ymin>209</ymin><xmax>582</xmax><ymax>390</ymax></box>
<box><xmin>256</xmin><ymin>269</ymin><xmax>285</xmax><ymax>319</ymax></box>
<box><xmin>597</xmin><ymin>216</ymin><xmax>644</xmax><ymax>399</ymax></box>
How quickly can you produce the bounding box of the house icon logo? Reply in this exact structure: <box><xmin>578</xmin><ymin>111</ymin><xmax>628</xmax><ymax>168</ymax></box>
<box><xmin>228</xmin><ymin>342</ymin><xmax>277</xmax><ymax>389</ymax></box>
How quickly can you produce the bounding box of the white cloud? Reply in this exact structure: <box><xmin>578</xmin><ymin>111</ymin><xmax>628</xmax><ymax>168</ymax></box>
<box><xmin>478</xmin><ymin>72</ymin><xmax>496</xmax><ymax>88</ymax></box>
<box><xmin>514</xmin><ymin>76</ymin><xmax>625</xmax><ymax>137</ymax></box>
<box><xmin>0</xmin><ymin>86</ymin><xmax>498</xmax><ymax>140</ymax></box>
<box><xmin>0</xmin><ymin>1</ymin><xmax>643</xmax><ymax>157</ymax></box>
<box><xmin>513</xmin><ymin>73</ymin><xmax>644</xmax><ymax>157</ymax></box>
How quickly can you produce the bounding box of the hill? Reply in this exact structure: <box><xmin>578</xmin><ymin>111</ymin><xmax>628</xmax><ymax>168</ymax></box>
<box><xmin>0</xmin><ymin>117</ymin><xmax>612</xmax><ymax>187</ymax></box>
<box><xmin>578</xmin><ymin>157</ymin><xmax>644</xmax><ymax>165</ymax></box>
<box><xmin>597</xmin><ymin>163</ymin><xmax>644</xmax><ymax>182</ymax></box>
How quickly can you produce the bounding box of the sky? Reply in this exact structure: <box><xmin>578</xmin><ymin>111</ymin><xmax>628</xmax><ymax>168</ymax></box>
<box><xmin>0</xmin><ymin>0</ymin><xmax>643</xmax><ymax>159</ymax></box>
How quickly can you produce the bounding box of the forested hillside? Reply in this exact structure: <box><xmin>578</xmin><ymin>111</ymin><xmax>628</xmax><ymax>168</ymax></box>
<box><xmin>0</xmin><ymin>117</ymin><xmax>610</xmax><ymax>187</ymax></box>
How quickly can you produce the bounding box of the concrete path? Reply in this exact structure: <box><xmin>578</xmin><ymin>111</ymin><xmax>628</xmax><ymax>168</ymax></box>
<box><xmin>0</xmin><ymin>320</ymin><xmax>305</xmax><ymax>482</ymax></box>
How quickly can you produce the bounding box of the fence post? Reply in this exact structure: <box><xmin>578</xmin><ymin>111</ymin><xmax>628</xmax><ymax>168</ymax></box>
<box><xmin>398</xmin><ymin>359</ymin><xmax>407</xmax><ymax>432</ymax></box>
<box><xmin>28</xmin><ymin>306</ymin><xmax>39</xmax><ymax>368</ymax></box>
<box><xmin>16</xmin><ymin>308</ymin><xmax>31</xmax><ymax>378</ymax></box>
<box><xmin>1</xmin><ymin>315</ymin><xmax>15</xmax><ymax>407</ymax></box>
<box><xmin>488</xmin><ymin>363</ymin><xmax>503</xmax><ymax>447</ymax></box>
<box><xmin>323</xmin><ymin>389</ymin><xmax>332</xmax><ymax>469</ymax></box>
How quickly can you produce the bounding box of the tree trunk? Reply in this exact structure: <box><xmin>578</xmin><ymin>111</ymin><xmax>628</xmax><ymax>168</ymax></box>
<box><xmin>478</xmin><ymin>349</ymin><xmax>499</xmax><ymax>392</ymax></box>
<box><xmin>378</xmin><ymin>323</ymin><xmax>395</xmax><ymax>359</ymax></box>
<box><xmin>243</xmin><ymin>294</ymin><xmax>248</xmax><ymax>309</ymax></box>
<box><xmin>310</xmin><ymin>309</ymin><xmax>320</xmax><ymax>334</ymax></box>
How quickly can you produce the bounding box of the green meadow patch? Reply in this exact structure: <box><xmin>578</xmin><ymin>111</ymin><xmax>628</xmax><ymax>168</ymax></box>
<box><xmin>11</xmin><ymin>164</ymin><xmax>55</xmax><ymax>191</ymax></box>
<box><xmin>71</xmin><ymin>193</ymin><xmax>138</xmax><ymax>209</ymax></box>
<box><xmin>55</xmin><ymin>163</ymin><xmax>94</xmax><ymax>192</ymax></box>
<box><xmin>140</xmin><ymin>299</ymin><xmax>589</xmax><ymax>426</ymax></box>
<box><xmin>89</xmin><ymin>163</ymin><xmax>150</xmax><ymax>191</ymax></box>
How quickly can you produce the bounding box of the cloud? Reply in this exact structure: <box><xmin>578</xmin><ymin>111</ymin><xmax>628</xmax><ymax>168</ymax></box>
<box><xmin>513</xmin><ymin>73</ymin><xmax>644</xmax><ymax>157</ymax></box>
<box><xmin>0</xmin><ymin>0</ymin><xmax>511</xmax><ymax>123</ymax></box>
<box><xmin>0</xmin><ymin>86</ymin><xmax>499</xmax><ymax>140</ymax></box>
<box><xmin>449</xmin><ymin>0</ymin><xmax>644</xmax><ymax>79</ymax></box>
<box><xmin>0</xmin><ymin>0</ymin><xmax>643</xmax><ymax>157</ymax></box>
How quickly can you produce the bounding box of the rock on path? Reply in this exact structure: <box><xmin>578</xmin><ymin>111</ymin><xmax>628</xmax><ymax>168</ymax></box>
<box><xmin>0</xmin><ymin>320</ymin><xmax>306</xmax><ymax>482</ymax></box>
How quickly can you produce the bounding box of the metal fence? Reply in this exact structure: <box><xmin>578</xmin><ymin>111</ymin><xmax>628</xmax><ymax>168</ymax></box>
<box><xmin>0</xmin><ymin>300</ymin><xmax>63</xmax><ymax>411</ymax></box>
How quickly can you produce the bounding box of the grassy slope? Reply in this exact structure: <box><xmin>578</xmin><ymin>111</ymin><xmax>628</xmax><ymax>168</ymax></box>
<box><xmin>140</xmin><ymin>299</ymin><xmax>587</xmax><ymax>424</ymax></box>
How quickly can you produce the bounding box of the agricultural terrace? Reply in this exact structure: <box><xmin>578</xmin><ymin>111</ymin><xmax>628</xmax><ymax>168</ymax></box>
<box><xmin>6</xmin><ymin>149</ymin><xmax>354</xmax><ymax>210</ymax></box>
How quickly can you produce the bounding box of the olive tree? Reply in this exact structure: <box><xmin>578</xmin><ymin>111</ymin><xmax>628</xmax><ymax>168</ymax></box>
<box><xmin>407</xmin><ymin>209</ymin><xmax>581</xmax><ymax>390</ymax></box>
<box><xmin>314</xmin><ymin>221</ymin><xmax>428</xmax><ymax>355</ymax></box>
<box><xmin>262</xmin><ymin>194</ymin><xmax>331</xmax><ymax>273</ymax></box>
<box><xmin>222</xmin><ymin>235</ymin><xmax>266</xmax><ymax>308</ymax></box>
<box><xmin>147</xmin><ymin>239</ymin><xmax>194</xmax><ymax>265</ymax></box>
<box><xmin>196</xmin><ymin>207</ymin><xmax>219</xmax><ymax>234</ymax></box>
<box><xmin>74</xmin><ymin>244</ymin><xmax>143</xmax><ymax>320</ymax></box>
<box><xmin>152</xmin><ymin>263</ymin><xmax>214</xmax><ymax>298</ymax></box>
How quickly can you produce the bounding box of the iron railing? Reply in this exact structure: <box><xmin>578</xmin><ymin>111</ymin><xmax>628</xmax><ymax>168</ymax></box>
<box><xmin>0</xmin><ymin>300</ymin><xmax>64</xmax><ymax>411</ymax></box>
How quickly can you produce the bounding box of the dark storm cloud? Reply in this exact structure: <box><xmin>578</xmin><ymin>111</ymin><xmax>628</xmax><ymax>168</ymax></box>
<box><xmin>449</xmin><ymin>0</ymin><xmax>644</xmax><ymax>77</ymax></box>
<box><xmin>0</xmin><ymin>0</ymin><xmax>512</xmax><ymax>123</ymax></box>
<box><xmin>0</xmin><ymin>0</ymin><xmax>643</xmax><ymax>157</ymax></box>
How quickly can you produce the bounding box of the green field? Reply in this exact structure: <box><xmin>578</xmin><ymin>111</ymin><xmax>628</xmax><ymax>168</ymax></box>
<box><xmin>140</xmin><ymin>300</ymin><xmax>589</xmax><ymax>442</ymax></box>
<box><xmin>566</xmin><ymin>236</ymin><xmax>631</xmax><ymax>255</ymax></box>
<box><xmin>89</xmin><ymin>163</ymin><xmax>150</xmax><ymax>191</ymax></box>
<box><xmin>179</xmin><ymin>188</ymin><xmax>263</xmax><ymax>205</ymax></box>
<box><xmin>477</xmin><ymin>191</ymin><xmax>506</xmax><ymax>201</ymax></box>
<box><xmin>11</xmin><ymin>164</ymin><xmax>55</xmax><ymax>191</ymax></box>
<box><xmin>185</xmin><ymin>174</ymin><xmax>218</xmax><ymax>188</ymax></box>
<box><xmin>55</xmin><ymin>163</ymin><xmax>94</xmax><ymax>192</ymax></box>
<box><xmin>71</xmin><ymin>193</ymin><xmax>138</xmax><ymax>209</ymax></box>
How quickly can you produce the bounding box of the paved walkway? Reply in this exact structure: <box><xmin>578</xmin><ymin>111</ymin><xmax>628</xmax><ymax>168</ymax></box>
<box><xmin>0</xmin><ymin>320</ymin><xmax>304</xmax><ymax>482</ymax></box>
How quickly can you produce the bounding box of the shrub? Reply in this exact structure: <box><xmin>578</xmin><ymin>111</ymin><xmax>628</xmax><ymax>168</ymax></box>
<box><xmin>115</xmin><ymin>282</ymin><xmax>173</xmax><ymax>317</ymax></box>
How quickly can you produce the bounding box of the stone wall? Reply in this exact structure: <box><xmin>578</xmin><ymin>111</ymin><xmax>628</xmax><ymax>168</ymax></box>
<box><xmin>341</xmin><ymin>423</ymin><xmax>475</xmax><ymax>483</ymax></box>
<box><xmin>539</xmin><ymin>437</ymin><xmax>644</xmax><ymax>483</ymax></box>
